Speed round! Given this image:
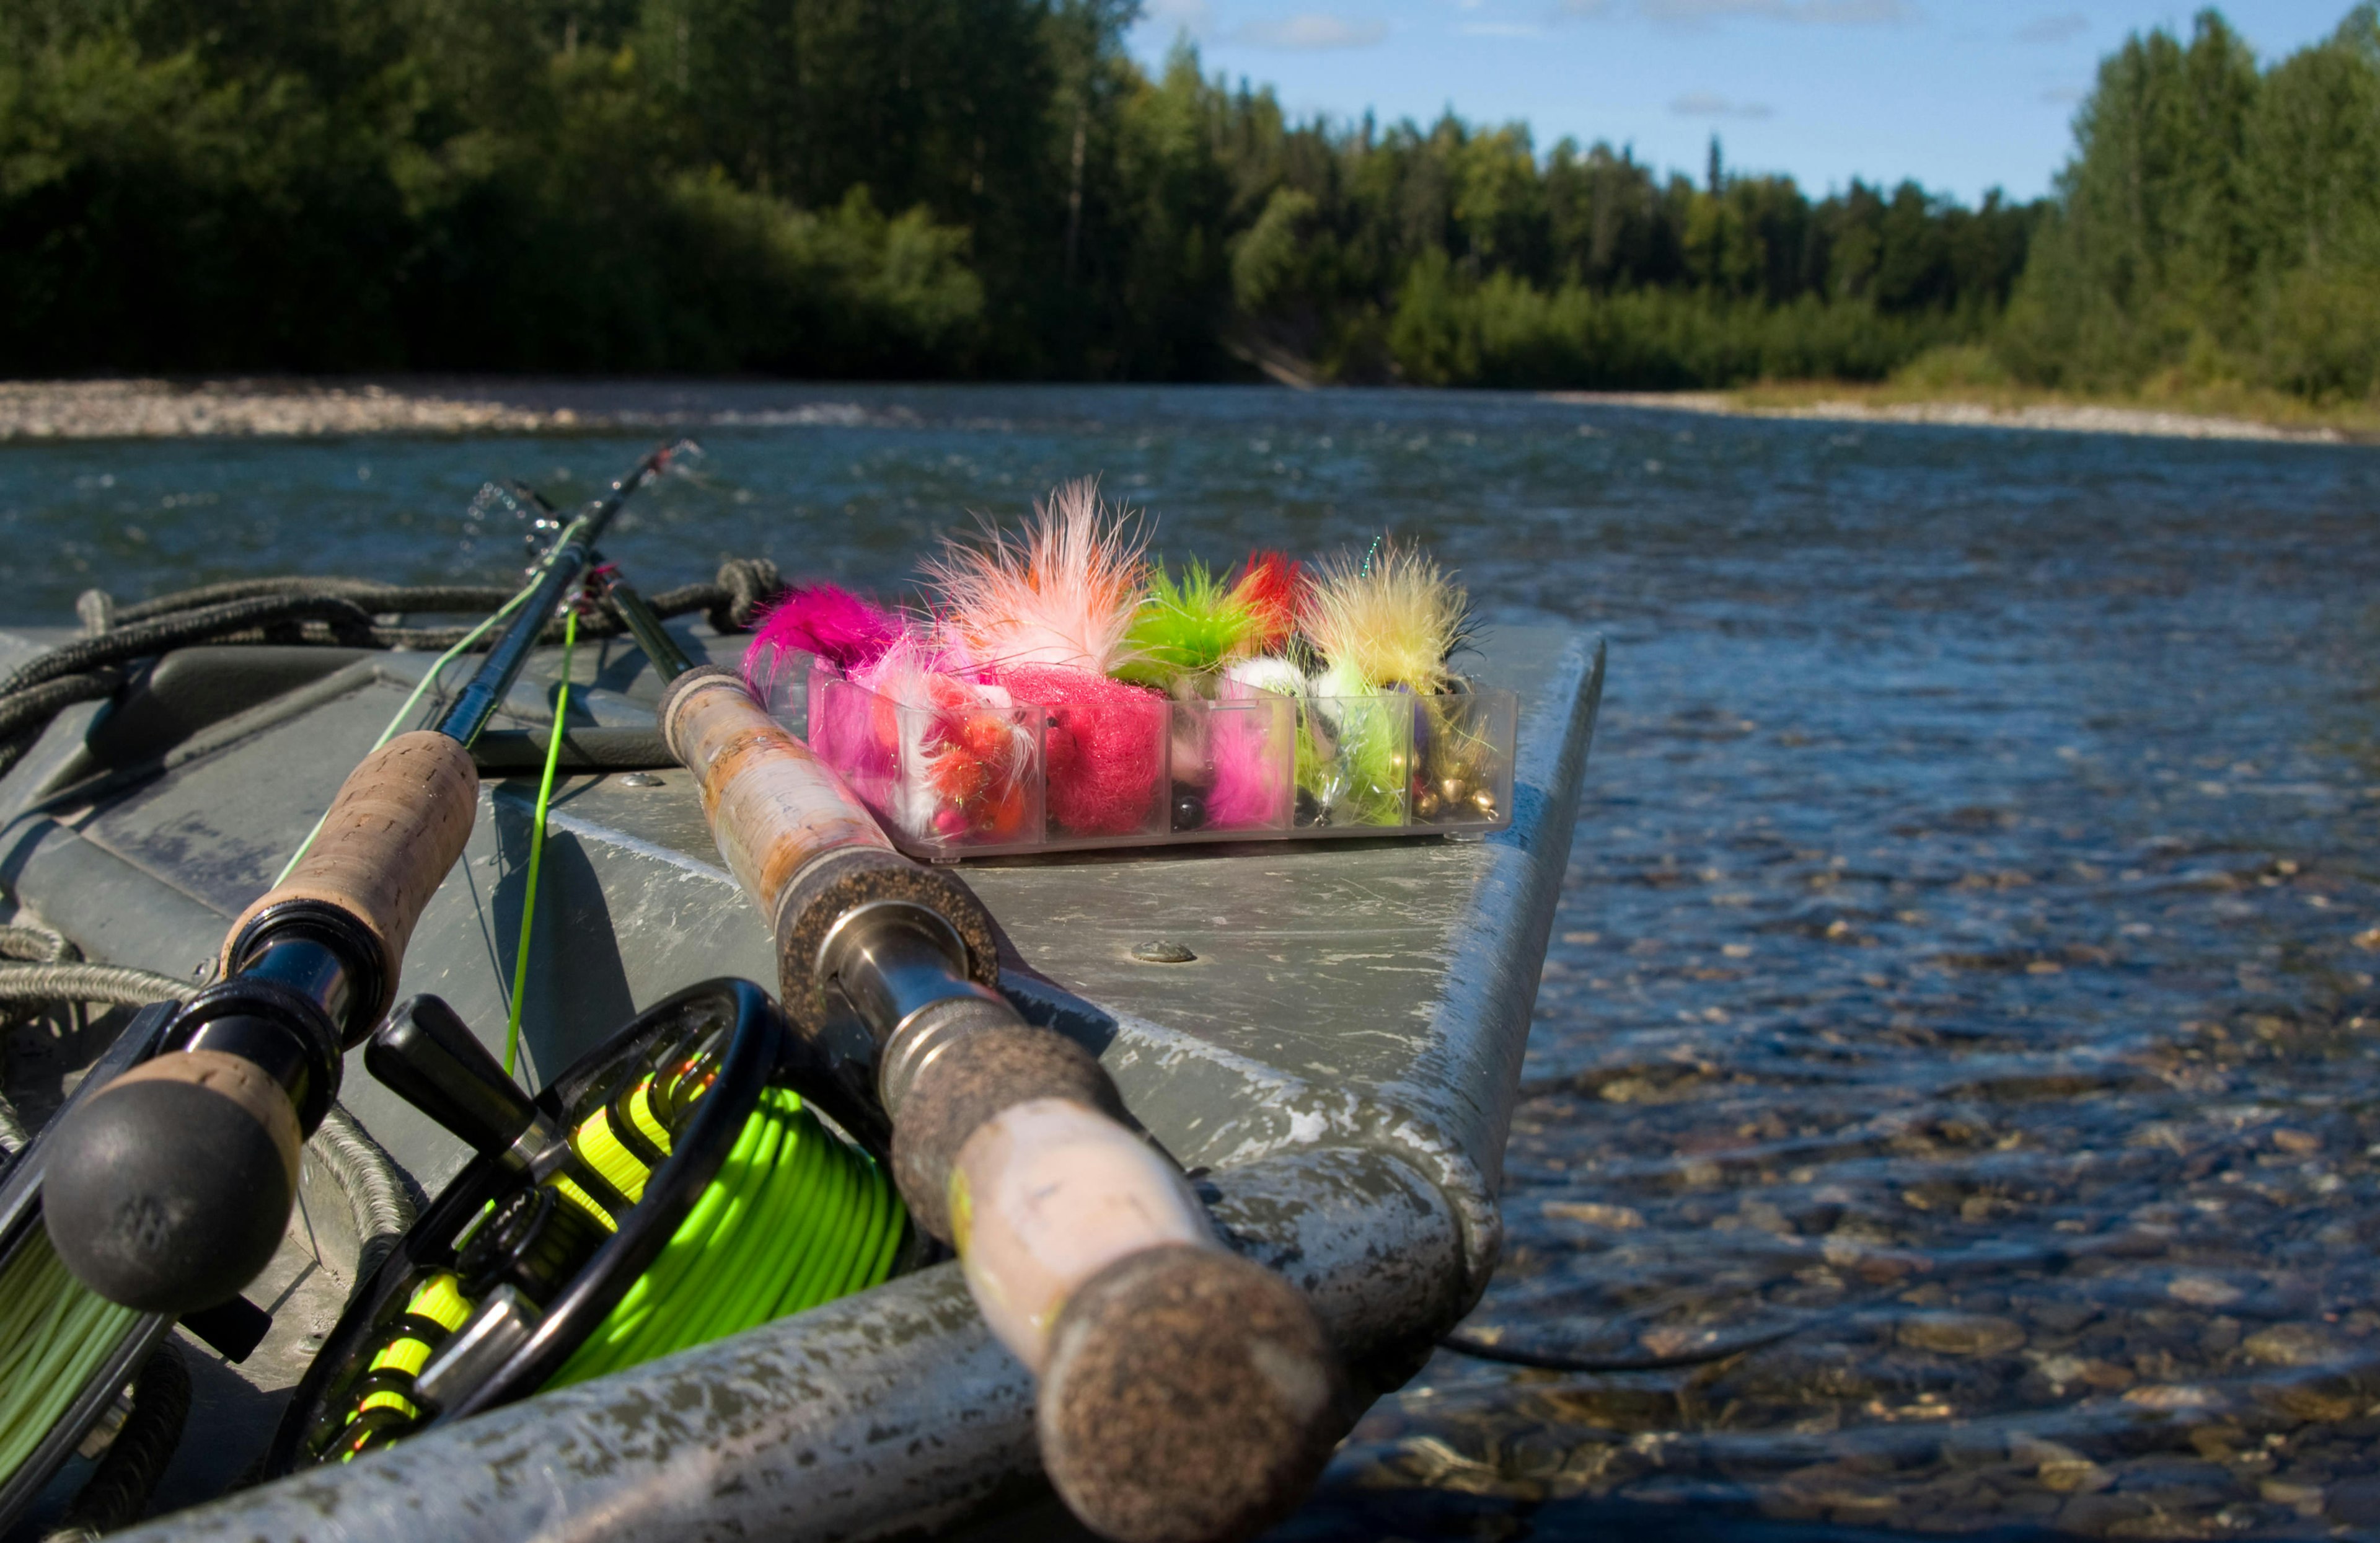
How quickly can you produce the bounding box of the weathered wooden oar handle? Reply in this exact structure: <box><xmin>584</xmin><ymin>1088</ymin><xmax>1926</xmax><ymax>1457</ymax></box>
<box><xmin>46</xmin><ymin>732</ymin><xmax>479</xmax><ymax>1314</ymax></box>
<box><xmin>661</xmin><ymin>667</ymin><xmax>1342</xmax><ymax>1543</ymax></box>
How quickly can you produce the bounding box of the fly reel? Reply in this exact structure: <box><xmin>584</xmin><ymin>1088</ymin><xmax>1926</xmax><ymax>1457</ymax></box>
<box><xmin>267</xmin><ymin>977</ymin><xmax>917</xmax><ymax>1473</ymax></box>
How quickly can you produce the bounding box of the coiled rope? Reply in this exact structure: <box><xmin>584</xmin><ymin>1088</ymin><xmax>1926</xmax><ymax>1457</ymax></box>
<box><xmin>0</xmin><ymin>559</ymin><xmax>782</xmax><ymax>779</ymax></box>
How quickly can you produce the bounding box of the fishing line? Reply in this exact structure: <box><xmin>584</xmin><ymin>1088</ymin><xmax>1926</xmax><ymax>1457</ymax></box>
<box><xmin>311</xmin><ymin>1061</ymin><xmax>901</xmax><ymax>1462</ymax></box>
<box><xmin>550</xmin><ymin>1081</ymin><xmax>897</xmax><ymax>1384</ymax></box>
<box><xmin>0</xmin><ymin>1234</ymin><xmax>139</xmax><ymax>1486</ymax></box>
<box><xmin>504</xmin><ymin>605</ymin><xmax>579</xmax><ymax>1077</ymax></box>
<box><xmin>273</xmin><ymin>576</ymin><xmax>539</xmax><ymax>885</ymax></box>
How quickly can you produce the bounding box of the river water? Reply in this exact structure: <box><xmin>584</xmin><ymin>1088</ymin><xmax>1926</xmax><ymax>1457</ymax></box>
<box><xmin>4</xmin><ymin>385</ymin><xmax>2379</xmax><ymax>1539</ymax></box>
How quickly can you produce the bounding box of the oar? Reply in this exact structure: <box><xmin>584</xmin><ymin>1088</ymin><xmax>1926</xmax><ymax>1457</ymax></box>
<box><xmin>41</xmin><ymin>446</ymin><xmax>685</xmax><ymax>1317</ymax></box>
<box><xmin>606</xmin><ymin>574</ymin><xmax>1343</xmax><ymax>1543</ymax></box>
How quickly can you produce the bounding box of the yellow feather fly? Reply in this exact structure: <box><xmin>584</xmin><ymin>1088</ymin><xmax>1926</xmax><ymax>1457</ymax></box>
<box><xmin>1305</xmin><ymin>539</ymin><xmax>1471</xmax><ymax>693</ymax></box>
<box><xmin>923</xmin><ymin>479</ymin><xmax>1148</xmax><ymax>675</ymax></box>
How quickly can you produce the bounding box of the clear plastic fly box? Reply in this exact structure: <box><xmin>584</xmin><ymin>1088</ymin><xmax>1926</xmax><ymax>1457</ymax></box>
<box><xmin>777</xmin><ymin>659</ymin><xmax>1517</xmax><ymax>860</ymax></box>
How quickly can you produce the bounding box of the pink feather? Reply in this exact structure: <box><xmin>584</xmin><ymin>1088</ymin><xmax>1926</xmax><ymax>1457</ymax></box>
<box><xmin>744</xmin><ymin>583</ymin><xmax>909</xmax><ymax>701</ymax></box>
<box><xmin>1204</xmin><ymin>696</ymin><xmax>1290</xmax><ymax>829</ymax></box>
<box><xmin>923</xmin><ymin>480</ymin><xmax>1148</xmax><ymax>676</ymax></box>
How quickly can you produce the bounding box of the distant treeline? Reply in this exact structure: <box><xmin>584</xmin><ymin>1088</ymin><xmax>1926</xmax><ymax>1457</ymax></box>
<box><xmin>0</xmin><ymin>1</ymin><xmax>2370</xmax><ymax>397</ymax></box>
<box><xmin>2007</xmin><ymin>6</ymin><xmax>2380</xmax><ymax>400</ymax></box>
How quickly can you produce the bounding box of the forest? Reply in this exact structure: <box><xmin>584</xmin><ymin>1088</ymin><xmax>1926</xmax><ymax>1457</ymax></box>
<box><xmin>0</xmin><ymin>1</ymin><xmax>2372</xmax><ymax>400</ymax></box>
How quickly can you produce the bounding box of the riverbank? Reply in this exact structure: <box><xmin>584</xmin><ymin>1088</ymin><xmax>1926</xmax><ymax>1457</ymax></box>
<box><xmin>2</xmin><ymin>376</ymin><xmax>2371</xmax><ymax>445</ymax></box>
<box><xmin>1549</xmin><ymin>381</ymin><xmax>2371</xmax><ymax>444</ymax></box>
<box><xmin>0</xmin><ymin>379</ymin><xmax>581</xmax><ymax>438</ymax></box>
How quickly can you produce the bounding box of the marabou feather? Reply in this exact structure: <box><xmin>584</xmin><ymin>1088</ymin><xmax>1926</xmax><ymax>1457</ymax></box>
<box><xmin>923</xmin><ymin>480</ymin><xmax>1148</xmax><ymax>676</ymax></box>
<box><xmin>744</xmin><ymin>582</ymin><xmax>910</xmax><ymax>704</ymax></box>
<box><xmin>1222</xmin><ymin>655</ymin><xmax>1307</xmax><ymax>697</ymax></box>
<box><xmin>1202</xmin><ymin>692</ymin><xmax>1292</xmax><ymax>829</ymax></box>
<box><xmin>848</xmin><ymin>639</ymin><xmax>1037</xmax><ymax>843</ymax></box>
<box><xmin>1303</xmin><ymin>539</ymin><xmax>1471</xmax><ymax>694</ymax></box>
<box><xmin>1000</xmin><ymin>663</ymin><xmax>1168</xmax><ymax>834</ymax></box>
<box><xmin>1228</xmin><ymin>552</ymin><xmax>1305</xmax><ymax>654</ymax></box>
<box><xmin>1118</xmin><ymin>560</ymin><xmax>1259</xmax><ymax>686</ymax></box>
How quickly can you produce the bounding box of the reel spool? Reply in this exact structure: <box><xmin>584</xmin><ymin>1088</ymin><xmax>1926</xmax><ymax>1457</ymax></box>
<box><xmin>267</xmin><ymin>978</ymin><xmax>917</xmax><ymax>1474</ymax></box>
<box><xmin>0</xmin><ymin>1003</ymin><xmax>182</xmax><ymax>1534</ymax></box>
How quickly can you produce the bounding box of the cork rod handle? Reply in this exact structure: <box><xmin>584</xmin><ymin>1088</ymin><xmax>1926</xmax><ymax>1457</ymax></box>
<box><xmin>222</xmin><ymin>730</ymin><xmax>480</xmax><ymax>1017</ymax></box>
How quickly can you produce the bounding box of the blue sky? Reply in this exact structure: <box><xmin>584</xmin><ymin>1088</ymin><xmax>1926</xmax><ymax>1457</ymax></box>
<box><xmin>1127</xmin><ymin>1</ymin><xmax>2355</xmax><ymax>205</ymax></box>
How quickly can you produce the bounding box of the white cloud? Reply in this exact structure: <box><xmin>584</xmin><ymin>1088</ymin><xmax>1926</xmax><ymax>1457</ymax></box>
<box><xmin>1670</xmin><ymin>91</ymin><xmax>1776</xmax><ymax>117</ymax></box>
<box><xmin>2016</xmin><ymin>12</ymin><xmax>2086</xmax><ymax>44</ymax></box>
<box><xmin>1461</xmin><ymin>19</ymin><xmax>1546</xmax><ymax>33</ymax></box>
<box><xmin>2038</xmin><ymin>83</ymin><xmax>2084</xmax><ymax>104</ymax></box>
<box><xmin>1144</xmin><ymin>0</ymin><xmax>1214</xmax><ymax>38</ymax></box>
<box><xmin>1230</xmin><ymin>13</ymin><xmax>1391</xmax><ymax>47</ymax></box>
<box><xmin>1797</xmin><ymin>0</ymin><xmax>1915</xmax><ymax>19</ymax></box>
<box><xmin>1567</xmin><ymin>0</ymin><xmax>1918</xmax><ymax>23</ymax></box>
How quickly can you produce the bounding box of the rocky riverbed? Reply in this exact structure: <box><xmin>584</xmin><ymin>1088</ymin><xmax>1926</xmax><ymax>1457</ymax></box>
<box><xmin>0</xmin><ymin>378</ymin><xmax>904</xmax><ymax>440</ymax></box>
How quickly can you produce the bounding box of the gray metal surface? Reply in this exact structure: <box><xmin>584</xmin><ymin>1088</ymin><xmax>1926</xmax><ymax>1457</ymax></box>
<box><xmin>0</xmin><ymin>619</ymin><xmax>1602</xmax><ymax>1540</ymax></box>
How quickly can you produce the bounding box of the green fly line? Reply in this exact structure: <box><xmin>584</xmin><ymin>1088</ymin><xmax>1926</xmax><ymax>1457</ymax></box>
<box><xmin>503</xmin><ymin>606</ymin><xmax>578</xmax><ymax>1078</ymax></box>
<box><xmin>273</xmin><ymin>576</ymin><xmax>539</xmax><ymax>886</ymax></box>
<box><xmin>313</xmin><ymin>1077</ymin><xmax>902</xmax><ymax>1462</ymax></box>
<box><xmin>549</xmin><ymin>1087</ymin><xmax>902</xmax><ymax>1386</ymax></box>
<box><xmin>0</xmin><ymin>1232</ymin><xmax>139</xmax><ymax>1486</ymax></box>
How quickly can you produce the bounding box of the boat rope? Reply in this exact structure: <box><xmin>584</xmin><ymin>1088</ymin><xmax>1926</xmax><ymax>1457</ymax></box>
<box><xmin>504</xmin><ymin>606</ymin><xmax>578</xmax><ymax>1079</ymax></box>
<box><xmin>0</xmin><ymin>559</ymin><xmax>783</xmax><ymax>779</ymax></box>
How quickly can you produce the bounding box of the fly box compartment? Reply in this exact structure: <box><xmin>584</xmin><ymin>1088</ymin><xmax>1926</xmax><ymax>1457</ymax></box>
<box><xmin>782</xmin><ymin>661</ymin><xmax>1515</xmax><ymax>861</ymax></box>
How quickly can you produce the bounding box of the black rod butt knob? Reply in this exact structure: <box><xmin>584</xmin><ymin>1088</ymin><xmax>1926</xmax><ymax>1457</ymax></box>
<box><xmin>43</xmin><ymin>1050</ymin><xmax>301</xmax><ymax>1315</ymax></box>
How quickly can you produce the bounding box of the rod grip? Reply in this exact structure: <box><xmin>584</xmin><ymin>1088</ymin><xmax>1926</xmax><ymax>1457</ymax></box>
<box><xmin>223</xmin><ymin>730</ymin><xmax>479</xmax><ymax>1024</ymax></box>
<box><xmin>43</xmin><ymin>1049</ymin><xmax>303</xmax><ymax>1314</ymax></box>
<box><xmin>661</xmin><ymin>668</ymin><xmax>998</xmax><ymax>1028</ymax></box>
<box><xmin>898</xmin><ymin>1038</ymin><xmax>1344</xmax><ymax>1543</ymax></box>
<box><xmin>661</xmin><ymin>667</ymin><xmax>892</xmax><ymax>920</ymax></box>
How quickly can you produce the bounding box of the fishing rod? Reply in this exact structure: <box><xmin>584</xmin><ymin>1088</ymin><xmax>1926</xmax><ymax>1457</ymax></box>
<box><xmin>40</xmin><ymin>445</ymin><xmax>687</xmax><ymax>1317</ymax></box>
<box><xmin>605</xmin><ymin>573</ymin><xmax>1344</xmax><ymax>1543</ymax></box>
